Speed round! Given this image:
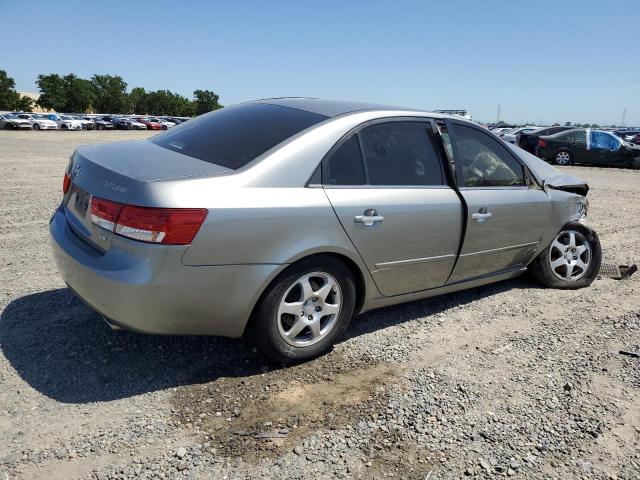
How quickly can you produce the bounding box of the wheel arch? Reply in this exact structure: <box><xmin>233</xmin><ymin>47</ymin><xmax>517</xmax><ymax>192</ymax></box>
<box><xmin>242</xmin><ymin>250</ymin><xmax>370</xmax><ymax>337</ymax></box>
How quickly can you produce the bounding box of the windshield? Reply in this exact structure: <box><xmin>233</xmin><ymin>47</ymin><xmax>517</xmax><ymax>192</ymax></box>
<box><xmin>151</xmin><ymin>103</ymin><xmax>328</xmax><ymax>170</ymax></box>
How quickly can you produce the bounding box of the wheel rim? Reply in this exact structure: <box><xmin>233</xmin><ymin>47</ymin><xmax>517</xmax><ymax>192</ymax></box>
<box><xmin>556</xmin><ymin>151</ymin><xmax>571</xmax><ymax>165</ymax></box>
<box><xmin>548</xmin><ymin>230</ymin><xmax>591</xmax><ymax>281</ymax></box>
<box><xmin>277</xmin><ymin>272</ymin><xmax>342</xmax><ymax>347</ymax></box>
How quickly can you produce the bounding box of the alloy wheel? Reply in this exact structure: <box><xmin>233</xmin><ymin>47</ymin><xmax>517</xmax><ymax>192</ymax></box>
<box><xmin>548</xmin><ymin>230</ymin><xmax>591</xmax><ymax>281</ymax></box>
<box><xmin>555</xmin><ymin>151</ymin><xmax>571</xmax><ymax>165</ymax></box>
<box><xmin>277</xmin><ymin>272</ymin><xmax>342</xmax><ymax>347</ymax></box>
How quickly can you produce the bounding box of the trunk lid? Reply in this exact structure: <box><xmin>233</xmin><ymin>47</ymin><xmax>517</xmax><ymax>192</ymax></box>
<box><xmin>62</xmin><ymin>140</ymin><xmax>231</xmax><ymax>250</ymax></box>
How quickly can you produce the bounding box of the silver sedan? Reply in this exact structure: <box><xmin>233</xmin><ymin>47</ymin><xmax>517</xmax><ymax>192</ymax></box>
<box><xmin>50</xmin><ymin>98</ymin><xmax>601</xmax><ymax>362</ymax></box>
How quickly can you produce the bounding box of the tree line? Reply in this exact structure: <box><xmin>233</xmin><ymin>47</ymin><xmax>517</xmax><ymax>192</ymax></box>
<box><xmin>0</xmin><ymin>70</ymin><xmax>222</xmax><ymax>116</ymax></box>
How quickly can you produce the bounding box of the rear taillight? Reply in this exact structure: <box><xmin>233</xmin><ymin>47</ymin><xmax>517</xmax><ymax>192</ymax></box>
<box><xmin>90</xmin><ymin>197</ymin><xmax>121</xmax><ymax>231</ymax></box>
<box><xmin>89</xmin><ymin>197</ymin><xmax>207</xmax><ymax>245</ymax></box>
<box><xmin>63</xmin><ymin>173</ymin><xmax>71</xmax><ymax>193</ymax></box>
<box><xmin>538</xmin><ymin>139</ymin><xmax>547</xmax><ymax>148</ymax></box>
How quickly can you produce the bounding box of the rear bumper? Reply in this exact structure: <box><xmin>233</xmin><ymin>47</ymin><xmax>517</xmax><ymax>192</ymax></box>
<box><xmin>49</xmin><ymin>206</ymin><xmax>280</xmax><ymax>337</ymax></box>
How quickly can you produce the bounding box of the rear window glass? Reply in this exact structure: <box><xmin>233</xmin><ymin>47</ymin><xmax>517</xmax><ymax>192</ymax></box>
<box><xmin>151</xmin><ymin>103</ymin><xmax>328</xmax><ymax>170</ymax></box>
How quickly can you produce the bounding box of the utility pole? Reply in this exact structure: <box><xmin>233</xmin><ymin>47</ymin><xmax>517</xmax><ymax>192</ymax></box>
<box><xmin>621</xmin><ymin>108</ymin><xmax>627</xmax><ymax>127</ymax></box>
<box><xmin>496</xmin><ymin>104</ymin><xmax>501</xmax><ymax>124</ymax></box>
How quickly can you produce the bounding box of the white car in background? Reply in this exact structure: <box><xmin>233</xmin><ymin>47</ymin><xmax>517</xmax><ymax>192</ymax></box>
<box><xmin>16</xmin><ymin>113</ymin><xmax>59</xmax><ymax>130</ymax></box>
<box><xmin>46</xmin><ymin>114</ymin><xmax>83</xmax><ymax>130</ymax></box>
<box><xmin>502</xmin><ymin>126</ymin><xmax>539</xmax><ymax>144</ymax></box>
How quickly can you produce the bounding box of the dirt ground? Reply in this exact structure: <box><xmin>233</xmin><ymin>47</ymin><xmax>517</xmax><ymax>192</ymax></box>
<box><xmin>0</xmin><ymin>130</ymin><xmax>638</xmax><ymax>480</ymax></box>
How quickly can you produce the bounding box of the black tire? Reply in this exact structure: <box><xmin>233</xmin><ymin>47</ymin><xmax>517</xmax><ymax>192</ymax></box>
<box><xmin>529</xmin><ymin>222</ymin><xmax>601</xmax><ymax>289</ymax></box>
<box><xmin>631</xmin><ymin>158</ymin><xmax>640</xmax><ymax>169</ymax></box>
<box><xmin>4</xmin><ymin>123</ymin><xmax>13</xmax><ymax>130</ymax></box>
<box><xmin>250</xmin><ymin>256</ymin><xmax>357</xmax><ymax>363</ymax></box>
<box><xmin>97</xmin><ymin>124</ymin><xmax>104</xmax><ymax>130</ymax></box>
<box><xmin>554</xmin><ymin>149</ymin><xmax>573</xmax><ymax>166</ymax></box>
<box><xmin>162</xmin><ymin>125</ymin><xmax>167</xmax><ymax>130</ymax></box>
<box><xmin>61</xmin><ymin>124</ymin><xmax>68</xmax><ymax>131</ymax></box>
<box><xmin>33</xmin><ymin>123</ymin><xmax>40</xmax><ymax>130</ymax></box>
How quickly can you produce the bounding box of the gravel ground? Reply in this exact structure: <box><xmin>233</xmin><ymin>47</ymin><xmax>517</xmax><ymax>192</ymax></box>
<box><xmin>0</xmin><ymin>130</ymin><xmax>639</xmax><ymax>480</ymax></box>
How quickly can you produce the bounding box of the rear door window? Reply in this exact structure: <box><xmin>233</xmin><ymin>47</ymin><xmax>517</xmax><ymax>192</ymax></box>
<box><xmin>151</xmin><ymin>103</ymin><xmax>328</xmax><ymax>170</ymax></box>
<box><xmin>359</xmin><ymin>122</ymin><xmax>445</xmax><ymax>185</ymax></box>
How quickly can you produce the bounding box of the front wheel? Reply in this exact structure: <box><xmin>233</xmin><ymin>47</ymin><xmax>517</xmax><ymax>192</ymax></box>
<box><xmin>554</xmin><ymin>150</ymin><xmax>572</xmax><ymax>165</ymax></box>
<box><xmin>529</xmin><ymin>222</ymin><xmax>601</xmax><ymax>289</ymax></box>
<box><xmin>250</xmin><ymin>256</ymin><xmax>356</xmax><ymax>363</ymax></box>
<box><xmin>33</xmin><ymin>123</ymin><xmax>40</xmax><ymax>130</ymax></box>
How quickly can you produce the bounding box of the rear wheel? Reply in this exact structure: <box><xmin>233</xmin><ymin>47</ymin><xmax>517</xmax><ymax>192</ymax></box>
<box><xmin>97</xmin><ymin>124</ymin><xmax>104</xmax><ymax>130</ymax></box>
<box><xmin>251</xmin><ymin>256</ymin><xmax>356</xmax><ymax>363</ymax></box>
<box><xmin>554</xmin><ymin>150</ymin><xmax>572</xmax><ymax>165</ymax></box>
<box><xmin>529</xmin><ymin>222</ymin><xmax>601</xmax><ymax>289</ymax></box>
<box><xmin>4</xmin><ymin>123</ymin><xmax>13</xmax><ymax>130</ymax></box>
<box><xmin>33</xmin><ymin>123</ymin><xmax>40</xmax><ymax>130</ymax></box>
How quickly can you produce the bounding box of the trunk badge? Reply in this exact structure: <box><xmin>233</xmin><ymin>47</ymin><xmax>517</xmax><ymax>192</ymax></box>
<box><xmin>73</xmin><ymin>165</ymin><xmax>82</xmax><ymax>177</ymax></box>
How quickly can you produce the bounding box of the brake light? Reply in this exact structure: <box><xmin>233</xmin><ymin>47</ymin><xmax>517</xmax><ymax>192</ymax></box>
<box><xmin>89</xmin><ymin>197</ymin><xmax>207</xmax><ymax>245</ymax></box>
<box><xmin>63</xmin><ymin>173</ymin><xmax>71</xmax><ymax>193</ymax></box>
<box><xmin>90</xmin><ymin>197</ymin><xmax>121</xmax><ymax>231</ymax></box>
<box><xmin>538</xmin><ymin>139</ymin><xmax>547</xmax><ymax>148</ymax></box>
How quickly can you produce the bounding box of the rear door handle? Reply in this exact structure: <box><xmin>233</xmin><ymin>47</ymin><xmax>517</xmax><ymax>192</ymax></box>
<box><xmin>354</xmin><ymin>209</ymin><xmax>384</xmax><ymax>227</ymax></box>
<box><xmin>471</xmin><ymin>209</ymin><xmax>493</xmax><ymax>223</ymax></box>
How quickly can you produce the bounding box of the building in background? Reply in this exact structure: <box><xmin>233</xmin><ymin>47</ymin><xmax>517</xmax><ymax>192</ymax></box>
<box><xmin>17</xmin><ymin>91</ymin><xmax>51</xmax><ymax>112</ymax></box>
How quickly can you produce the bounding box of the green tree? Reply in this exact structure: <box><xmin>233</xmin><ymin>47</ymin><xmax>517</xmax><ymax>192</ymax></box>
<box><xmin>36</xmin><ymin>74</ymin><xmax>67</xmax><ymax>111</ymax></box>
<box><xmin>0</xmin><ymin>70</ymin><xmax>21</xmax><ymax>110</ymax></box>
<box><xmin>147</xmin><ymin>89</ymin><xmax>194</xmax><ymax>116</ymax></box>
<box><xmin>14</xmin><ymin>95</ymin><xmax>34</xmax><ymax>112</ymax></box>
<box><xmin>193</xmin><ymin>89</ymin><xmax>222</xmax><ymax>115</ymax></box>
<box><xmin>129</xmin><ymin>87</ymin><xmax>149</xmax><ymax>114</ymax></box>
<box><xmin>62</xmin><ymin>74</ymin><xmax>95</xmax><ymax>113</ymax></box>
<box><xmin>91</xmin><ymin>74</ymin><xmax>129</xmax><ymax>113</ymax></box>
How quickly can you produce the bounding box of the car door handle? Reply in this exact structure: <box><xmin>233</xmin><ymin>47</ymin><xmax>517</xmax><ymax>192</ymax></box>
<box><xmin>354</xmin><ymin>209</ymin><xmax>384</xmax><ymax>226</ymax></box>
<box><xmin>471</xmin><ymin>211</ymin><xmax>493</xmax><ymax>223</ymax></box>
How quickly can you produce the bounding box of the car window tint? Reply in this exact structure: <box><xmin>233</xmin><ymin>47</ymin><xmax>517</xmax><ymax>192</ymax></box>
<box><xmin>450</xmin><ymin>124</ymin><xmax>524</xmax><ymax>187</ymax></box>
<box><xmin>573</xmin><ymin>130</ymin><xmax>586</xmax><ymax>143</ymax></box>
<box><xmin>359</xmin><ymin>122</ymin><xmax>444</xmax><ymax>186</ymax></box>
<box><xmin>151</xmin><ymin>103</ymin><xmax>328</xmax><ymax>170</ymax></box>
<box><xmin>324</xmin><ymin>135</ymin><xmax>365</xmax><ymax>185</ymax></box>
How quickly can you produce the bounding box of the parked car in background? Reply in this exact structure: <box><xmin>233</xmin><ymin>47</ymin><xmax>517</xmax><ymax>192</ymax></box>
<box><xmin>629</xmin><ymin>134</ymin><xmax>640</xmax><ymax>146</ymax></box>
<box><xmin>135</xmin><ymin>118</ymin><xmax>163</xmax><ymax>130</ymax></box>
<box><xmin>50</xmin><ymin>98</ymin><xmax>600</xmax><ymax>362</ymax></box>
<box><xmin>164</xmin><ymin>116</ymin><xmax>186</xmax><ymax>125</ymax></box>
<box><xmin>502</xmin><ymin>126</ymin><xmax>538</xmax><ymax>144</ymax></box>
<box><xmin>45</xmin><ymin>114</ymin><xmax>83</xmax><ymax>130</ymax></box>
<box><xmin>128</xmin><ymin>118</ymin><xmax>148</xmax><ymax>130</ymax></box>
<box><xmin>15</xmin><ymin>113</ymin><xmax>59</xmax><ymax>130</ymax></box>
<box><xmin>147</xmin><ymin>117</ymin><xmax>175</xmax><ymax>129</ymax></box>
<box><xmin>73</xmin><ymin>116</ymin><xmax>95</xmax><ymax>130</ymax></box>
<box><xmin>85</xmin><ymin>117</ymin><xmax>113</xmax><ymax>130</ymax></box>
<box><xmin>613</xmin><ymin>129</ymin><xmax>640</xmax><ymax>141</ymax></box>
<box><xmin>108</xmin><ymin>117</ymin><xmax>134</xmax><ymax>130</ymax></box>
<box><xmin>537</xmin><ymin>128</ymin><xmax>640</xmax><ymax>168</ymax></box>
<box><xmin>0</xmin><ymin>113</ymin><xmax>32</xmax><ymax>130</ymax></box>
<box><xmin>518</xmin><ymin>126</ymin><xmax>572</xmax><ymax>154</ymax></box>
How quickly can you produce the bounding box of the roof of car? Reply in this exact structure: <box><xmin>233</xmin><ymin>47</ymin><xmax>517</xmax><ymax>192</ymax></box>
<box><xmin>253</xmin><ymin>97</ymin><xmax>436</xmax><ymax>118</ymax></box>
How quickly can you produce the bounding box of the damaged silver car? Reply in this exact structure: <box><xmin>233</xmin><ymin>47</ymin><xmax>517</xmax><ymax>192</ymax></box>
<box><xmin>50</xmin><ymin>98</ymin><xmax>601</xmax><ymax>362</ymax></box>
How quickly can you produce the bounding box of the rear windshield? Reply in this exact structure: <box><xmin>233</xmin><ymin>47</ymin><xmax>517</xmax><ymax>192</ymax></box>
<box><xmin>150</xmin><ymin>103</ymin><xmax>328</xmax><ymax>170</ymax></box>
